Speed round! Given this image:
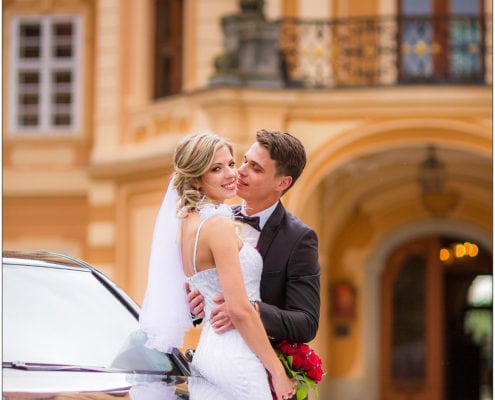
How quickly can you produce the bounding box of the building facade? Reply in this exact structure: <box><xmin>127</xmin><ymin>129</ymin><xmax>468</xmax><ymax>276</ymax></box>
<box><xmin>3</xmin><ymin>1</ymin><xmax>492</xmax><ymax>399</ymax></box>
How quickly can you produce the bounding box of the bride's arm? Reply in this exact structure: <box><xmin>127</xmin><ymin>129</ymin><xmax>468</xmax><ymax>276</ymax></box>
<box><xmin>201</xmin><ymin>217</ymin><xmax>294</xmax><ymax>400</ymax></box>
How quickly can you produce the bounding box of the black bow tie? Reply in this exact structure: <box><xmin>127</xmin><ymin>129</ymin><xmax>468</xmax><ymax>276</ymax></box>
<box><xmin>234</xmin><ymin>214</ymin><xmax>261</xmax><ymax>231</ymax></box>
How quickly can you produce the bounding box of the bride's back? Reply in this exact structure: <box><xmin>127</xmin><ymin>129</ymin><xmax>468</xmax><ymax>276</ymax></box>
<box><xmin>180</xmin><ymin>210</ymin><xmax>241</xmax><ymax>277</ymax></box>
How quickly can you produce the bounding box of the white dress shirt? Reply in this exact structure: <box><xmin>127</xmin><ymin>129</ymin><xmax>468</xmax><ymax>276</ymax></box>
<box><xmin>239</xmin><ymin>201</ymin><xmax>279</xmax><ymax>247</ymax></box>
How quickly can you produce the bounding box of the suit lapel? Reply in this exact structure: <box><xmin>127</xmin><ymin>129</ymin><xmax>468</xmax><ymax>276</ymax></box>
<box><xmin>257</xmin><ymin>202</ymin><xmax>285</xmax><ymax>258</ymax></box>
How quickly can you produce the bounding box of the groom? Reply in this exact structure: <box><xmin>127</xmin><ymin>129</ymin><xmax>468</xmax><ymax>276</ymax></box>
<box><xmin>187</xmin><ymin>129</ymin><xmax>320</xmax><ymax>346</ymax></box>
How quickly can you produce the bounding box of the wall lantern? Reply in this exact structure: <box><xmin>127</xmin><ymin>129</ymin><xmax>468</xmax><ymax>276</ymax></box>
<box><xmin>418</xmin><ymin>145</ymin><xmax>445</xmax><ymax>193</ymax></box>
<box><xmin>417</xmin><ymin>145</ymin><xmax>459</xmax><ymax>217</ymax></box>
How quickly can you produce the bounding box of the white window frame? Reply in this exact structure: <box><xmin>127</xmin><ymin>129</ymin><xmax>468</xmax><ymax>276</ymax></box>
<box><xmin>9</xmin><ymin>14</ymin><xmax>83</xmax><ymax>135</ymax></box>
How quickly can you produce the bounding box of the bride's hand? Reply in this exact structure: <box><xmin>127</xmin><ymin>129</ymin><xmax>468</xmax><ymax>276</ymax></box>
<box><xmin>270</xmin><ymin>370</ymin><xmax>296</xmax><ymax>400</ymax></box>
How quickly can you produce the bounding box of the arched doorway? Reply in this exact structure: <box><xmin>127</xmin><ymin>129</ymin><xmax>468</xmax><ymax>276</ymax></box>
<box><xmin>380</xmin><ymin>236</ymin><xmax>492</xmax><ymax>400</ymax></box>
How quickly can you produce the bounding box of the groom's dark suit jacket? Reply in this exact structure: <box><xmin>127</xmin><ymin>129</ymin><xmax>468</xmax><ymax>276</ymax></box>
<box><xmin>235</xmin><ymin>202</ymin><xmax>321</xmax><ymax>344</ymax></box>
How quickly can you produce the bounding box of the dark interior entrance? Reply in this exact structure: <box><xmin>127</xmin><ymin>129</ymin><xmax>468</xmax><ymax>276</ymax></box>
<box><xmin>443</xmin><ymin>237</ymin><xmax>492</xmax><ymax>400</ymax></box>
<box><xmin>381</xmin><ymin>235</ymin><xmax>492</xmax><ymax>400</ymax></box>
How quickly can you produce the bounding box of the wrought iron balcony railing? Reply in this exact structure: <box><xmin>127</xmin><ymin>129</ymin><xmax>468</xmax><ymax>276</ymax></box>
<box><xmin>277</xmin><ymin>14</ymin><xmax>492</xmax><ymax>88</ymax></box>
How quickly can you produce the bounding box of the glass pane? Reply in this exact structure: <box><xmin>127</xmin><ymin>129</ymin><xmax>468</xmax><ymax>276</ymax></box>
<box><xmin>20</xmin><ymin>93</ymin><xmax>39</xmax><ymax>105</ymax></box>
<box><xmin>54</xmin><ymin>22</ymin><xmax>73</xmax><ymax>36</ymax></box>
<box><xmin>53</xmin><ymin>113</ymin><xmax>72</xmax><ymax>126</ymax></box>
<box><xmin>52</xmin><ymin>22</ymin><xmax>73</xmax><ymax>58</ymax></box>
<box><xmin>19</xmin><ymin>23</ymin><xmax>41</xmax><ymax>59</ymax></box>
<box><xmin>19</xmin><ymin>114</ymin><xmax>39</xmax><ymax>126</ymax></box>
<box><xmin>401</xmin><ymin>19</ymin><xmax>434</xmax><ymax>79</ymax></box>
<box><xmin>392</xmin><ymin>254</ymin><xmax>426</xmax><ymax>381</ymax></box>
<box><xmin>452</xmin><ymin>0</ymin><xmax>480</xmax><ymax>15</ymax></box>
<box><xmin>53</xmin><ymin>70</ymin><xmax>72</xmax><ymax>84</ymax></box>
<box><xmin>19</xmin><ymin>70</ymin><xmax>39</xmax><ymax>86</ymax></box>
<box><xmin>402</xmin><ymin>0</ymin><xmax>431</xmax><ymax>15</ymax></box>
<box><xmin>450</xmin><ymin>19</ymin><xmax>482</xmax><ymax>79</ymax></box>
<box><xmin>54</xmin><ymin>92</ymin><xmax>72</xmax><ymax>104</ymax></box>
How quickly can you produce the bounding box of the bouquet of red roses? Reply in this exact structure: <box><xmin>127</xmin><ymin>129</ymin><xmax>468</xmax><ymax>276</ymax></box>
<box><xmin>275</xmin><ymin>340</ymin><xmax>324</xmax><ymax>400</ymax></box>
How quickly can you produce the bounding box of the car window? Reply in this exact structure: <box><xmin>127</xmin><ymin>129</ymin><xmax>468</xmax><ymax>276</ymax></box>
<box><xmin>3</xmin><ymin>263</ymin><xmax>174</xmax><ymax>372</ymax></box>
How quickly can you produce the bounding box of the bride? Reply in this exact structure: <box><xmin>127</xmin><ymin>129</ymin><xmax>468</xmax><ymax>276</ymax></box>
<box><xmin>138</xmin><ymin>132</ymin><xmax>295</xmax><ymax>400</ymax></box>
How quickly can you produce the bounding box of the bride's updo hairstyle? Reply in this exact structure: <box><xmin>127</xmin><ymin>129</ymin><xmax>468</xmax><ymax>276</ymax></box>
<box><xmin>173</xmin><ymin>132</ymin><xmax>233</xmax><ymax>215</ymax></box>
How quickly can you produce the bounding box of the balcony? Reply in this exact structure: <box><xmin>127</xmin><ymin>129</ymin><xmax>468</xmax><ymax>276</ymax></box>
<box><xmin>211</xmin><ymin>14</ymin><xmax>493</xmax><ymax>89</ymax></box>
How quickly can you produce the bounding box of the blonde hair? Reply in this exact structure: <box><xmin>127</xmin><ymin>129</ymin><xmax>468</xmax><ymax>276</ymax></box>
<box><xmin>173</xmin><ymin>132</ymin><xmax>233</xmax><ymax>215</ymax></box>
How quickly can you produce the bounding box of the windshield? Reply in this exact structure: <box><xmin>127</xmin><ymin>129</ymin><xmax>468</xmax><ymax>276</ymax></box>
<box><xmin>3</xmin><ymin>263</ymin><xmax>174</xmax><ymax>372</ymax></box>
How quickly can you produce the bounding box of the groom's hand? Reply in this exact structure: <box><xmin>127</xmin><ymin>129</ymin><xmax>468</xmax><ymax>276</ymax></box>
<box><xmin>211</xmin><ymin>294</ymin><xmax>234</xmax><ymax>333</ymax></box>
<box><xmin>185</xmin><ymin>282</ymin><xmax>205</xmax><ymax>319</ymax></box>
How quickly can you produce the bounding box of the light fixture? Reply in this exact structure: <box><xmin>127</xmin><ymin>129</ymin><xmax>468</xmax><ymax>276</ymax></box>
<box><xmin>418</xmin><ymin>145</ymin><xmax>459</xmax><ymax>217</ymax></box>
<box><xmin>418</xmin><ymin>145</ymin><xmax>445</xmax><ymax>193</ymax></box>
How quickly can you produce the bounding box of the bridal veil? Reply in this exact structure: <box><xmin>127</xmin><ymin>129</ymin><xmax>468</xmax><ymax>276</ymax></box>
<box><xmin>139</xmin><ymin>176</ymin><xmax>191</xmax><ymax>353</ymax></box>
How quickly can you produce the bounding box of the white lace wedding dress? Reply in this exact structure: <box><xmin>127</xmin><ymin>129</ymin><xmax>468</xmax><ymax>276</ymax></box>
<box><xmin>186</xmin><ymin>205</ymin><xmax>273</xmax><ymax>399</ymax></box>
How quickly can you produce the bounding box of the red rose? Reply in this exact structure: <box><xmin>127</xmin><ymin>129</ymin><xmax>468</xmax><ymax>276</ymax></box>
<box><xmin>307</xmin><ymin>366</ymin><xmax>323</xmax><ymax>383</ymax></box>
<box><xmin>288</xmin><ymin>345</ymin><xmax>299</xmax><ymax>356</ymax></box>
<box><xmin>292</xmin><ymin>354</ymin><xmax>304</xmax><ymax>370</ymax></box>
<box><xmin>298</xmin><ymin>343</ymin><xmax>311</xmax><ymax>356</ymax></box>
<box><xmin>275</xmin><ymin>340</ymin><xmax>324</xmax><ymax>396</ymax></box>
<box><xmin>302</xmin><ymin>359</ymin><xmax>312</xmax><ymax>371</ymax></box>
<box><xmin>278</xmin><ymin>340</ymin><xmax>293</xmax><ymax>355</ymax></box>
<box><xmin>303</xmin><ymin>352</ymin><xmax>321</xmax><ymax>370</ymax></box>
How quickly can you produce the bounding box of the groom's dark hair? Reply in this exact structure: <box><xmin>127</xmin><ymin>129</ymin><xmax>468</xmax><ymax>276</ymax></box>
<box><xmin>256</xmin><ymin>129</ymin><xmax>307</xmax><ymax>194</ymax></box>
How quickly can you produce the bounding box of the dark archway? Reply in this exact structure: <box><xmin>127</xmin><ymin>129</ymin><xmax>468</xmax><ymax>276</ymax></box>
<box><xmin>443</xmin><ymin>237</ymin><xmax>492</xmax><ymax>400</ymax></box>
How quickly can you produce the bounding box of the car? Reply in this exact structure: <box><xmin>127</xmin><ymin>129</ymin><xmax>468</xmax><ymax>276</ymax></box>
<box><xmin>2</xmin><ymin>250</ymin><xmax>191</xmax><ymax>399</ymax></box>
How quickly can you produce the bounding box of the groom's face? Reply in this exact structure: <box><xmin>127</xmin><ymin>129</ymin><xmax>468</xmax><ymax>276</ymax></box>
<box><xmin>236</xmin><ymin>142</ymin><xmax>287</xmax><ymax>210</ymax></box>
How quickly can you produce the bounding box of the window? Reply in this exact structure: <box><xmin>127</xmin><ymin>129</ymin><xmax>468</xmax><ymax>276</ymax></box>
<box><xmin>399</xmin><ymin>0</ymin><xmax>484</xmax><ymax>83</ymax></box>
<box><xmin>9</xmin><ymin>15</ymin><xmax>82</xmax><ymax>134</ymax></box>
<box><xmin>391</xmin><ymin>254</ymin><xmax>426</xmax><ymax>382</ymax></box>
<box><xmin>3</xmin><ymin>264</ymin><xmax>137</xmax><ymax>366</ymax></box>
<box><xmin>153</xmin><ymin>0</ymin><xmax>183</xmax><ymax>98</ymax></box>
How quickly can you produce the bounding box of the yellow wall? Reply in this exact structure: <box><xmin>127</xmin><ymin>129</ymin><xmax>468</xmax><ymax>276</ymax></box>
<box><xmin>2</xmin><ymin>1</ymin><xmax>492</xmax><ymax>399</ymax></box>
